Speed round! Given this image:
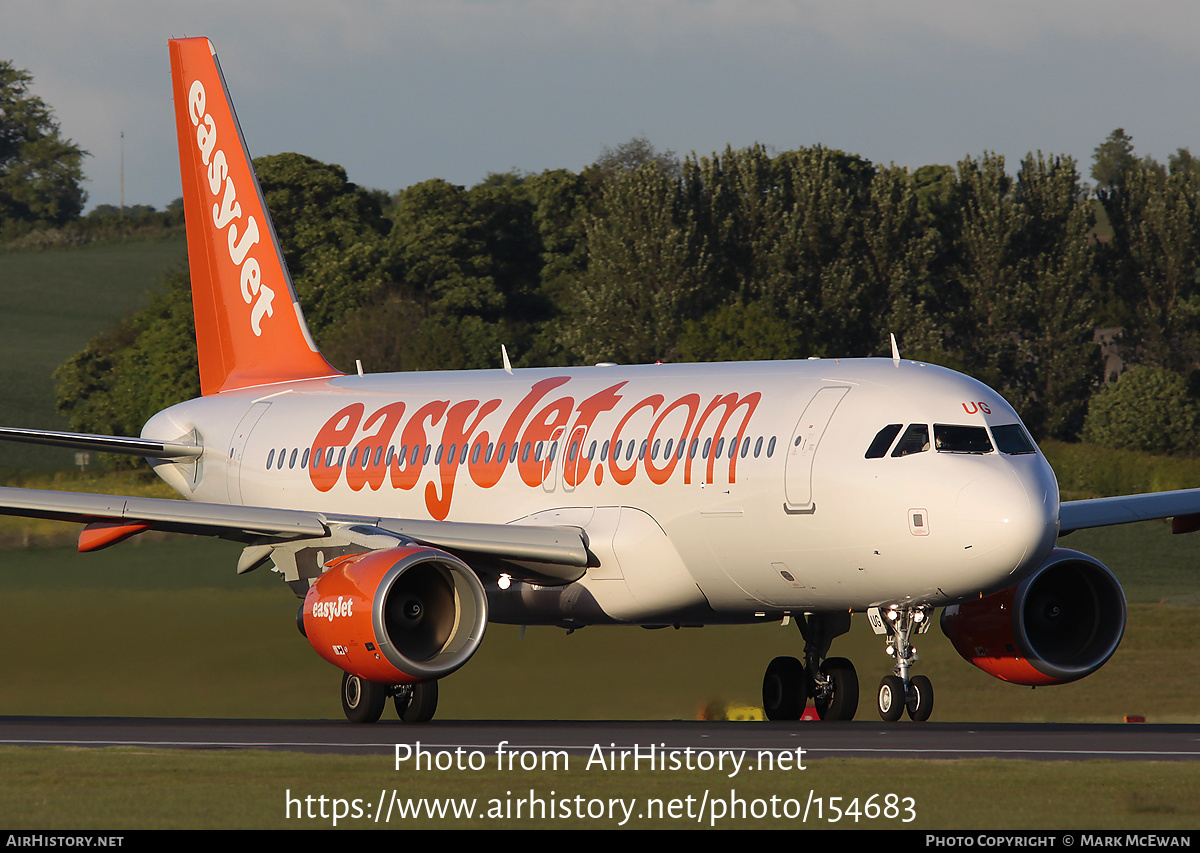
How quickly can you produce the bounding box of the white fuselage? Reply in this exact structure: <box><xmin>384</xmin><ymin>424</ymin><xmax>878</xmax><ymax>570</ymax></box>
<box><xmin>143</xmin><ymin>358</ymin><xmax>1060</xmax><ymax>624</ymax></box>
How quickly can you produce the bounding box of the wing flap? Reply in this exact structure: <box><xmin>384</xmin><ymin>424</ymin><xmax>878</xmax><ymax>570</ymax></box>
<box><xmin>373</xmin><ymin>517</ymin><xmax>589</xmax><ymax>567</ymax></box>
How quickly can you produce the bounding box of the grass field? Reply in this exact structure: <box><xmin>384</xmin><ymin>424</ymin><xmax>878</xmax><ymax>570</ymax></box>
<box><xmin>3</xmin><ymin>519</ymin><xmax>1197</xmax><ymax>829</ymax></box>
<box><xmin>2</xmin><ymin>749</ymin><xmax>1197</xmax><ymax>830</ymax></box>
<box><xmin>0</xmin><ymin>237</ymin><xmax>185</xmax><ymax>468</ymax></box>
<box><xmin>0</xmin><ymin>519</ymin><xmax>1195</xmax><ymax>723</ymax></box>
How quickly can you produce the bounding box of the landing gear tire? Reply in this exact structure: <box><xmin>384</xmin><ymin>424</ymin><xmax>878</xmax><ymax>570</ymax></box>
<box><xmin>762</xmin><ymin>656</ymin><xmax>807</xmax><ymax>720</ymax></box>
<box><xmin>905</xmin><ymin>674</ymin><xmax>933</xmax><ymax>722</ymax></box>
<box><xmin>395</xmin><ymin>680</ymin><xmax>439</xmax><ymax>723</ymax></box>
<box><xmin>814</xmin><ymin>657</ymin><xmax>858</xmax><ymax>721</ymax></box>
<box><xmin>342</xmin><ymin>672</ymin><xmax>387</xmax><ymax>724</ymax></box>
<box><xmin>877</xmin><ymin>674</ymin><xmax>905</xmax><ymax>722</ymax></box>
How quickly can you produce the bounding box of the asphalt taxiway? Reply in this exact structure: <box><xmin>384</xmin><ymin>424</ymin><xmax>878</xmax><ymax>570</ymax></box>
<box><xmin>1</xmin><ymin>717</ymin><xmax>1198</xmax><ymax>761</ymax></box>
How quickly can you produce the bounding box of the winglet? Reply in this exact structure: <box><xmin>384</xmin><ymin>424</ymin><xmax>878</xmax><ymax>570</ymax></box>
<box><xmin>169</xmin><ymin>38</ymin><xmax>340</xmax><ymax>395</ymax></box>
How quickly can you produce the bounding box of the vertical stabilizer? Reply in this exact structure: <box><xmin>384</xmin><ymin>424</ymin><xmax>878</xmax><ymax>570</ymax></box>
<box><xmin>169</xmin><ymin>38</ymin><xmax>340</xmax><ymax>395</ymax></box>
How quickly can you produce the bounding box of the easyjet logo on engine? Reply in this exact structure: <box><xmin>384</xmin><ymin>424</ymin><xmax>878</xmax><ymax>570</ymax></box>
<box><xmin>312</xmin><ymin>596</ymin><xmax>354</xmax><ymax>621</ymax></box>
<box><xmin>186</xmin><ymin>79</ymin><xmax>275</xmax><ymax>336</ymax></box>
<box><xmin>306</xmin><ymin>376</ymin><xmax>762</xmax><ymax>520</ymax></box>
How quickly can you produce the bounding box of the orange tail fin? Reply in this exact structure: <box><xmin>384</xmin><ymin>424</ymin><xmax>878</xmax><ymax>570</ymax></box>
<box><xmin>169</xmin><ymin>37</ymin><xmax>340</xmax><ymax>396</ymax></box>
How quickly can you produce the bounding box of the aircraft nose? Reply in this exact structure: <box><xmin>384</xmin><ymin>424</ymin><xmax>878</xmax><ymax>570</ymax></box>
<box><xmin>956</xmin><ymin>465</ymin><xmax>1057</xmax><ymax>582</ymax></box>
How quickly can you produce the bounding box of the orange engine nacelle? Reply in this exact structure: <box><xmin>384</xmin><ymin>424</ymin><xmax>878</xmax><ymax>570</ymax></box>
<box><xmin>302</xmin><ymin>545</ymin><xmax>487</xmax><ymax>684</ymax></box>
<box><xmin>940</xmin><ymin>548</ymin><xmax>1126</xmax><ymax>686</ymax></box>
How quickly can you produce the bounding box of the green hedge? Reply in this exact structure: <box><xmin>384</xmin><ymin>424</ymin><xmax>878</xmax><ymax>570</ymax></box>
<box><xmin>1041</xmin><ymin>440</ymin><xmax>1200</xmax><ymax>499</ymax></box>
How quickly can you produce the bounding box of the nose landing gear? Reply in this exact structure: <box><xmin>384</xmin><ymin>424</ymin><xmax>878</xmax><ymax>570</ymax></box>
<box><xmin>869</xmin><ymin>604</ymin><xmax>934</xmax><ymax>722</ymax></box>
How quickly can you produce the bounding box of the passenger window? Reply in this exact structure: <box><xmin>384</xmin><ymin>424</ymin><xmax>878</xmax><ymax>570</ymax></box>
<box><xmin>891</xmin><ymin>424</ymin><xmax>930</xmax><ymax>457</ymax></box>
<box><xmin>301</xmin><ymin>448</ymin><xmax>310</xmax><ymax>468</ymax></box>
<box><xmin>767</xmin><ymin>437</ymin><xmax>776</xmax><ymax>457</ymax></box>
<box><xmin>865</xmin><ymin>424</ymin><xmax>903</xmax><ymax>459</ymax></box>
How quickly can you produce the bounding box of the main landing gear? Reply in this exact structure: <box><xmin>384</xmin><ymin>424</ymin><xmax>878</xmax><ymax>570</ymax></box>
<box><xmin>341</xmin><ymin>672</ymin><xmax>439</xmax><ymax>724</ymax></box>
<box><xmin>868</xmin><ymin>604</ymin><xmax>934</xmax><ymax>722</ymax></box>
<box><xmin>762</xmin><ymin>613</ymin><xmax>859</xmax><ymax>721</ymax></box>
<box><xmin>762</xmin><ymin>606</ymin><xmax>937</xmax><ymax>723</ymax></box>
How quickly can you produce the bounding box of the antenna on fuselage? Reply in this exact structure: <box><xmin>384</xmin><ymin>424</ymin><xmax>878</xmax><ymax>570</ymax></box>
<box><xmin>890</xmin><ymin>333</ymin><xmax>901</xmax><ymax>367</ymax></box>
<box><xmin>501</xmin><ymin>344</ymin><xmax>513</xmax><ymax>375</ymax></box>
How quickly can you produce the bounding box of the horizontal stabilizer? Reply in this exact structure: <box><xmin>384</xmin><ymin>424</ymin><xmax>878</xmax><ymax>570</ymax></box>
<box><xmin>0</xmin><ymin>427</ymin><xmax>203</xmax><ymax>459</ymax></box>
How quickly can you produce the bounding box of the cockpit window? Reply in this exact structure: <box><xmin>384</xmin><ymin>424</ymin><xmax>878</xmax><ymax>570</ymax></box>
<box><xmin>934</xmin><ymin>424</ymin><xmax>993</xmax><ymax>454</ymax></box>
<box><xmin>992</xmin><ymin>423</ymin><xmax>1037</xmax><ymax>455</ymax></box>
<box><xmin>891</xmin><ymin>424</ymin><xmax>930</xmax><ymax>457</ymax></box>
<box><xmin>865</xmin><ymin>424</ymin><xmax>903</xmax><ymax>458</ymax></box>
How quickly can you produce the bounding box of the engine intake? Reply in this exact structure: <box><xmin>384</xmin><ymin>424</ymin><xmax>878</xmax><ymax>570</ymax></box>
<box><xmin>302</xmin><ymin>545</ymin><xmax>487</xmax><ymax>684</ymax></box>
<box><xmin>940</xmin><ymin>548</ymin><xmax>1126</xmax><ymax>685</ymax></box>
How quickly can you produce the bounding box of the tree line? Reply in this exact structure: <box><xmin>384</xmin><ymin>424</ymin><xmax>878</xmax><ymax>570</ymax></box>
<box><xmin>48</xmin><ymin>136</ymin><xmax>1200</xmax><ymax>453</ymax></box>
<box><xmin>3</xmin><ymin>58</ymin><xmax>1198</xmax><ymax>453</ymax></box>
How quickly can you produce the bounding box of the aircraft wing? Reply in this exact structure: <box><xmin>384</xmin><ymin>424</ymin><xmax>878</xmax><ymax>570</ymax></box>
<box><xmin>1059</xmin><ymin>488</ymin><xmax>1200</xmax><ymax>534</ymax></box>
<box><xmin>0</xmin><ymin>486</ymin><xmax>590</xmax><ymax>568</ymax></box>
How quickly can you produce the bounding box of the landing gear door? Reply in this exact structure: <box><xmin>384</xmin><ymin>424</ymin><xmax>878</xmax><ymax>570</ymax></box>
<box><xmin>784</xmin><ymin>386</ymin><xmax>849</xmax><ymax>512</ymax></box>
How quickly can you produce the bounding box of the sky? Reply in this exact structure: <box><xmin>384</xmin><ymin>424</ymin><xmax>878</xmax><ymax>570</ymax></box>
<box><xmin>3</xmin><ymin>1</ymin><xmax>1199</xmax><ymax>212</ymax></box>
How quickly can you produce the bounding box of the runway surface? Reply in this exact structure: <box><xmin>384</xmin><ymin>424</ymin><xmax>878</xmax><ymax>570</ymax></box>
<box><xmin>2</xmin><ymin>716</ymin><xmax>1198</xmax><ymax>761</ymax></box>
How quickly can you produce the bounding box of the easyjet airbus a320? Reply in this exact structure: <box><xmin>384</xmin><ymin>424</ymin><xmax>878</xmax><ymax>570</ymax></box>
<box><xmin>0</xmin><ymin>38</ymin><xmax>1192</xmax><ymax>724</ymax></box>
